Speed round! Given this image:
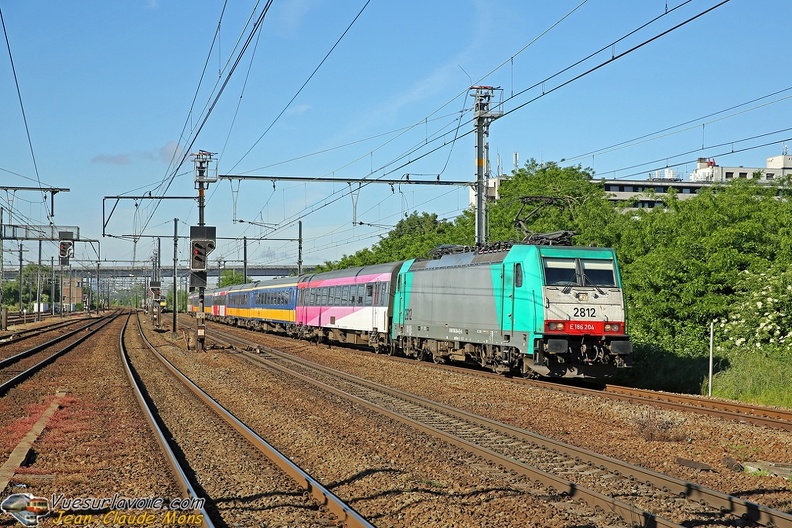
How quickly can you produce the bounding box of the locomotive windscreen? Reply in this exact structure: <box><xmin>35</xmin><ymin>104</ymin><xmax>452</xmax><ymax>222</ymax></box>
<box><xmin>581</xmin><ymin>259</ymin><xmax>617</xmax><ymax>287</ymax></box>
<box><xmin>543</xmin><ymin>258</ymin><xmax>577</xmax><ymax>286</ymax></box>
<box><xmin>542</xmin><ymin>258</ymin><xmax>617</xmax><ymax>287</ymax></box>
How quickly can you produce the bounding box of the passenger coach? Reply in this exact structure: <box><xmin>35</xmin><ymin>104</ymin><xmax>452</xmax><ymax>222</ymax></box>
<box><xmin>296</xmin><ymin>262</ymin><xmax>401</xmax><ymax>352</ymax></box>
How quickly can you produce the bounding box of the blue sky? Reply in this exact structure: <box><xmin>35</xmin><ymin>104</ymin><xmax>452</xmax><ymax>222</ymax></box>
<box><xmin>1</xmin><ymin>0</ymin><xmax>790</xmax><ymax>273</ymax></box>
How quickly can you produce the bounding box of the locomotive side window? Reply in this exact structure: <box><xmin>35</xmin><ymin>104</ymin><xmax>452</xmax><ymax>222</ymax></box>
<box><xmin>515</xmin><ymin>263</ymin><xmax>523</xmax><ymax>287</ymax></box>
<box><xmin>581</xmin><ymin>260</ymin><xmax>617</xmax><ymax>287</ymax></box>
<box><xmin>543</xmin><ymin>258</ymin><xmax>577</xmax><ymax>286</ymax></box>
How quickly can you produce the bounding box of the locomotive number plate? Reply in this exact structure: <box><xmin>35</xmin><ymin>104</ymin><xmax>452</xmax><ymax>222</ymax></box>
<box><xmin>572</xmin><ymin>307</ymin><xmax>596</xmax><ymax>318</ymax></box>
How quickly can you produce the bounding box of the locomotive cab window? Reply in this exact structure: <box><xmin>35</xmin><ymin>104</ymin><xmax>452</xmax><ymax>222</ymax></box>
<box><xmin>543</xmin><ymin>258</ymin><xmax>577</xmax><ymax>286</ymax></box>
<box><xmin>581</xmin><ymin>260</ymin><xmax>617</xmax><ymax>287</ymax></box>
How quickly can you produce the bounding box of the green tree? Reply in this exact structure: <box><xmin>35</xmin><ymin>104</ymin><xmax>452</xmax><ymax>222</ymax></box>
<box><xmin>487</xmin><ymin>160</ymin><xmax>622</xmax><ymax>247</ymax></box>
<box><xmin>616</xmin><ymin>180</ymin><xmax>792</xmax><ymax>392</ymax></box>
<box><xmin>316</xmin><ymin>212</ymin><xmax>465</xmax><ymax>271</ymax></box>
<box><xmin>219</xmin><ymin>269</ymin><xmax>246</xmax><ymax>287</ymax></box>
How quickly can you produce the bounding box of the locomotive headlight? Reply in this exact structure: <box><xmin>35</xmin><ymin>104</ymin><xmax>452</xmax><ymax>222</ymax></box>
<box><xmin>548</xmin><ymin>322</ymin><xmax>564</xmax><ymax>331</ymax></box>
<box><xmin>576</xmin><ymin>292</ymin><xmax>588</xmax><ymax>301</ymax></box>
<box><xmin>604</xmin><ymin>323</ymin><xmax>620</xmax><ymax>332</ymax></box>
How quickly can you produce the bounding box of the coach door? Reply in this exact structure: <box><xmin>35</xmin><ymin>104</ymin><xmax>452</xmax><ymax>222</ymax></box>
<box><xmin>370</xmin><ymin>281</ymin><xmax>380</xmax><ymax>332</ymax></box>
<box><xmin>500</xmin><ymin>263</ymin><xmax>517</xmax><ymax>337</ymax></box>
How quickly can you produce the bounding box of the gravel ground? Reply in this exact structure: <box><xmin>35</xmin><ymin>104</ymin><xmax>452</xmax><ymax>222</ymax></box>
<box><xmin>0</xmin><ymin>313</ymin><xmax>180</xmax><ymax>526</ymax></box>
<box><xmin>195</xmin><ymin>318</ymin><xmax>792</xmax><ymax>516</ymax></box>
<box><xmin>155</xmin><ymin>320</ymin><xmax>613</xmax><ymax>527</ymax></box>
<box><xmin>1</xmin><ymin>312</ymin><xmax>790</xmax><ymax>528</ymax></box>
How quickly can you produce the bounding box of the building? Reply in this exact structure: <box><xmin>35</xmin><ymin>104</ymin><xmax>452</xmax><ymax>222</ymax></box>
<box><xmin>601</xmin><ymin>154</ymin><xmax>792</xmax><ymax>209</ymax></box>
<box><xmin>688</xmin><ymin>154</ymin><xmax>792</xmax><ymax>183</ymax></box>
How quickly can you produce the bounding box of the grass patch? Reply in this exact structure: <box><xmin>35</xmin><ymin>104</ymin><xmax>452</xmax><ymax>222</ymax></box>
<box><xmin>711</xmin><ymin>354</ymin><xmax>792</xmax><ymax>408</ymax></box>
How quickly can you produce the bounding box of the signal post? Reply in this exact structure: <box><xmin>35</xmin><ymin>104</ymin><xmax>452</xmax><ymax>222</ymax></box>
<box><xmin>191</xmin><ymin>151</ymin><xmax>217</xmax><ymax>351</ymax></box>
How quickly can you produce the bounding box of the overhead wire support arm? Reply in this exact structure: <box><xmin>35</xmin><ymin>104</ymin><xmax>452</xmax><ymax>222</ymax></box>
<box><xmin>102</xmin><ymin>195</ymin><xmax>196</xmax><ymax>236</ymax></box>
<box><xmin>218</xmin><ymin>174</ymin><xmax>472</xmax><ymax>187</ymax></box>
<box><xmin>0</xmin><ymin>186</ymin><xmax>69</xmax><ymax>216</ymax></box>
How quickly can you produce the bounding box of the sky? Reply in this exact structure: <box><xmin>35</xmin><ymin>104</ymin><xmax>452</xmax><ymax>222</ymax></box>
<box><xmin>1</xmin><ymin>0</ymin><xmax>791</xmax><ymax>275</ymax></box>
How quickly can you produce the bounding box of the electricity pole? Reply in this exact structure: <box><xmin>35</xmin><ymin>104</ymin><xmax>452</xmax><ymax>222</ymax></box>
<box><xmin>471</xmin><ymin>86</ymin><xmax>502</xmax><ymax>247</ymax></box>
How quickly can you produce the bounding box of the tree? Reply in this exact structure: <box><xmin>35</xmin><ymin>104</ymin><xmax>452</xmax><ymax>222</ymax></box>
<box><xmin>316</xmin><ymin>212</ymin><xmax>466</xmax><ymax>271</ymax></box>
<box><xmin>219</xmin><ymin>269</ymin><xmax>246</xmax><ymax>287</ymax></box>
<box><xmin>487</xmin><ymin>160</ymin><xmax>622</xmax><ymax>247</ymax></box>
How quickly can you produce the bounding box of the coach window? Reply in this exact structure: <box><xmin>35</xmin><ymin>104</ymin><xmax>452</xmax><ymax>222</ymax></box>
<box><xmin>365</xmin><ymin>284</ymin><xmax>374</xmax><ymax>305</ymax></box>
<box><xmin>356</xmin><ymin>284</ymin><xmax>365</xmax><ymax>305</ymax></box>
<box><xmin>380</xmin><ymin>282</ymin><xmax>389</xmax><ymax>306</ymax></box>
<box><xmin>515</xmin><ymin>263</ymin><xmax>523</xmax><ymax>287</ymax></box>
<box><xmin>341</xmin><ymin>285</ymin><xmax>350</xmax><ymax>306</ymax></box>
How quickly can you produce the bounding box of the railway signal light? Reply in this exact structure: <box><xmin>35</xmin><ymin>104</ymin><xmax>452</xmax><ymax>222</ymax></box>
<box><xmin>190</xmin><ymin>239</ymin><xmax>215</xmax><ymax>271</ymax></box>
<box><xmin>58</xmin><ymin>240</ymin><xmax>73</xmax><ymax>258</ymax></box>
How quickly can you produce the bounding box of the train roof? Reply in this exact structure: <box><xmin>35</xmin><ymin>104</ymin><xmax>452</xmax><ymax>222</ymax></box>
<box><xmin>299</xmin><ymin>261</ymin><xmax>402</xmax><ymax>283</ymax></box>
<box><xmin>408</xmin><ymin>244</ymin><xmax>617</xmax><ymax>271</ymax></box>
<box><xmin>203</xmin><ymin>275</ymin><xmax>298</xmax><ymax>295</ymax></box>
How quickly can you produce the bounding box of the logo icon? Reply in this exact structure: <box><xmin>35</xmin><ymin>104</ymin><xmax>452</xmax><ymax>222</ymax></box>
<box><xmin>1</xmin><ymin>494</ymin><xmax>50</xmax><ymax>527</ymax></box>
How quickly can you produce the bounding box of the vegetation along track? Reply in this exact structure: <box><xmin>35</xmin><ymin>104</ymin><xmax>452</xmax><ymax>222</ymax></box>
<box><xmin>128</xmin><ymin>312</ymin><xmax>373</xmax><ymax>527</ymax></box>
<box><xmin>206</xmin><ymin>323</ymin><xmax>792</xmax><ymax>528</ymax></box>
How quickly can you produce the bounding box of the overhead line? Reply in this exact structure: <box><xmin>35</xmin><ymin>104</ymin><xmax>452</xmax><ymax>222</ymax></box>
<box><xmin>229</xmin><ymin>0</ymin><xmax>373</xmax><ymax>173</ymax></box>
<box><xmin>561</xmin><ymin>85</ymin><xmax>792</xmax><ymax>164</ymax></box>
<box><xmin>137</xmin><ymin>1</ymin><xmax>274</xmax><ymax>239</ymax></box>
<box><xmin>0</xmin><ymin>7</ymin><xmax>51</xmax><ymax>222</ymax></box>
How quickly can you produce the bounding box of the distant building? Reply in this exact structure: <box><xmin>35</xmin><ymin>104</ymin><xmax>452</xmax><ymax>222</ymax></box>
<box><xmin>688</xmin><ymin>154</ymin><xmax>792</xmax><ymax>183</ymax></box>
<box><xmin>479</xmin><ymin>153</ymin><xmax>792</xmax><ymax>210</ymax></box>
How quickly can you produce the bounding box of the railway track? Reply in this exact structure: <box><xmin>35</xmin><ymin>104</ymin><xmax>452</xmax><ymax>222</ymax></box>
<box><xmin>0</xmin><ymin>313</ymin><xmax>119</xmax><ymax>394</ymax></box>
<box><xmin>118</xmin><ymin>314</ymin><xmax>212</xmax><ymax>528</ymax></box>
<box><xmin>0</xmin><ymin>318</ymin><xmax>89</xmax><ymax>351</ymax></box>
<box><xmin>128</xmin><ymin>312</ymin><xmax>374</xmax><ymax>528</ymax></box>
<box><xmin>195</xmin><ymin>315</ymin><xmax>792</xmax><ymax>432</ymax></box>
<box><xmin>207</xmin><ymin>325</ymin><xmax>792</xmax><ymax>528</ymax></box>
<box><xmin>398</xmin><ymin>354</ymin><xmax>792</xmax><ymax>432</ymax></box>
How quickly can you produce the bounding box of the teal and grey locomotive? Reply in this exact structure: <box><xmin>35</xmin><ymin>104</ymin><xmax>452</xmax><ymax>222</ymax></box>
<box><xmin>391</xmin><ymin>244</ymin><xmax>632</xmax><ymax>378</ymax></box>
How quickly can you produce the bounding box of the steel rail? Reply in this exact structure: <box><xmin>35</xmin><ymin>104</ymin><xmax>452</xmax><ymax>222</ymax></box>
<box><xmin>0</xmin><ymin>319</ymin><xmax>84</xmax><ymax>347</ymax></box>
<box><xmin>197</xmin><ymin>315</ymin><xmax>792</xmax><ymax>432</ymax></box>
<box><xmin>135</xmin><ymin>317</ymin><xmax>374</xmax><ymax>528</ymax></box>
<box><xmin>0</xmin><ymin>317</ymin><xmax>110</xmax><ymax>369</ymax></box>
<box><xmin>121</xmin><ymin>314</ymin><xmax>214</xmax><ymax>528</ymax></box>
<box><xmin>217</xmin><ymin>327</ymin><xmax>792</xmax><ymax>528</ymax></box>
<box><xmin>603</xmin><ymin>384</ymin><xmax>792</xmax><ymax>430</ymax></box>
<box><xmin>236</xmin><ymin>347</ymin><xmax>681</xmax><ymax>528</ymax></box>
<box><xmin>0</xmin><ymin>314</ymin><xmax>119</xmax><ymax>396</ymax></box>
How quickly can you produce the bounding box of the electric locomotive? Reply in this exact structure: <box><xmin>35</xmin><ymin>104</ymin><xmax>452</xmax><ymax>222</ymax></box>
<box><xmin>391</xmin><ymin>244</ymin><xmax>632</xmax><ymax>378</ymax></box>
